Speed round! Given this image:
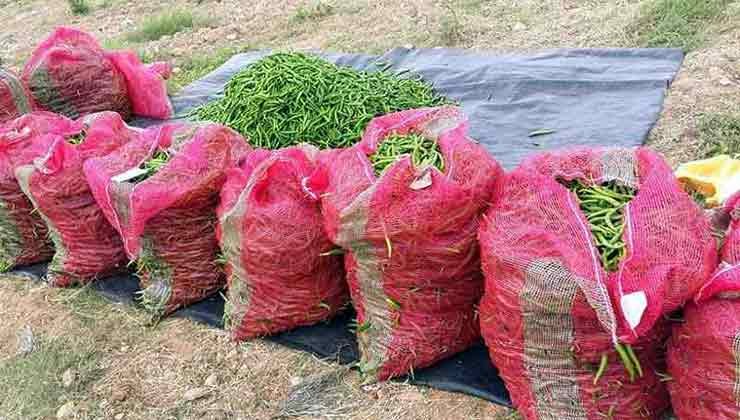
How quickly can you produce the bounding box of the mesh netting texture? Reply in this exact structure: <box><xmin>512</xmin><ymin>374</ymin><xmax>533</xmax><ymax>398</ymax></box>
<box><xmin>478</xmin><ymin>147</ymin><xmax>718</xmax><ymax>419</ymax></box>
<box><xmin>668</xmin><ymin>192</ymin><xmax>740</xmax><ymax>419</ymax></box>
<box><xmin>217</xmin><ymin>146</ymin><xmax>347</xmax><ymax>339</ymax></box>
<box><xmin>317</xmin><ymin>106</ymin><xmax>503</xmax><ymax>381</ymax></box>
<box><xmin>0</xmin><ymin>68</ymin><xmax>34</xmax><ymax>125</ymax></box>
<box><xmin>0</xmin><ymin>112</ymin><xmax>84</xmax><ymax>269</ymax></box>
<box><xmin>84</xmin><ymin>122</ymin><xmax>250</xmax><ymax>317</ymax></box>
<box><xmin>14</xmin><ymin>112</ymin><xmax>137</xmax><ymax>286</ymax></box>
<box><xmin>22</xmin><ymin>27</ymin><xmax>172</xmax><ymax>121</ymax></box>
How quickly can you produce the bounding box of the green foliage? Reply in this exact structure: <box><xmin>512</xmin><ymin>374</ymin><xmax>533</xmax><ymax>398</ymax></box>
<box><xmin>439</xmin><ymin>2</ymin><xmax>464</xmax><ymax>46</ymax></box>
<box><xmin>0</xmin><ymin>337</ymin><xmax>100</xmax><ymax>419</ymax></box>
<box><xmin>68</xmin><ymin>0</ymin><xmax>90</xmax><ymax>15</ymax></box>
<box><xmin>634</xmin><ymin>0</ymin><xmax>730</xmax><ymax>50</ymax></box>
<box><xmin>126</xmin><ymin>10</ymin><xmax>197</xmax><ymax>43</ymax></box>
<box><xmin>292</xmin><ymin>1</ymin><xmax>335</xmax><ymax>23</ymax></box>
<box><xmin>698</xmin><ymin>112</ymin><xmax>740</xmax><ymax>158</ymax></box>
<box><xmin>168</xmin><ymin>47</ymin><xmax>248</xmax><ymax>93</ymax></box>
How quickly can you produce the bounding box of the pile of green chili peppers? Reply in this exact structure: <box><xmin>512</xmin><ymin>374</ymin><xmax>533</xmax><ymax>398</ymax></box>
<box><xmin>370</xmin><ymin>133</ymin><xmax>444</xmax><ymax>176</ymax></box>
<box><xmin>566</xmin><ymin>180</ymin><xmax>643</xmax><ymax>385</ymax></box>
<box><xmin>193</xmin><ymin>52</ymin><xmax>447</xmax><ymax>150</ymax></box>
<box><xmin>567</xmin><ymin>180</ymin><xmax>635</xmax><ymax>272</ymax></box>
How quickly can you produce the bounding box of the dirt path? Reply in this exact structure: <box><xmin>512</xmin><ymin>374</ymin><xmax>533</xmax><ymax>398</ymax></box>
<box><xmin>0</xmin><ymin>1</ymin><xmax>739</xmax><ymax>419</ymax></box>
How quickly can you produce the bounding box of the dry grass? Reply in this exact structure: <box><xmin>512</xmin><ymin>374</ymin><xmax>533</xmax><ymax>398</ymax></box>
<box><xmin>0</xmin><ymin>277</ymin><xmax>507</xmax><ymax>419</ymax></box>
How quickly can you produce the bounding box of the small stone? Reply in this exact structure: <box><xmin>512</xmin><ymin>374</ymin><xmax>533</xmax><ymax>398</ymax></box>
<box><xmin>719</xmin><ymin>77</ymin><xmax>733</xmax><ymax>86</ymax></box>
<box><xmin>62</xmin><ymin>369</ymin><xmax>76</xmax><ymax>388</ymax></box>
<box><xmin>111</xmin><ymin>386</ymin><xmax>128</xmax><ymax>402</ymax></box>
<box><xmin>403</xmin><ymin>44</ymin><xmax>415</xmax><ymax>50</ymax></box>
<box><xmin>120</xmin><ymin>345</ymin><xmax>129</xmax><ymax>352</ymax></box>
<box><xmin>227</xmin><ymin>33</ymin><xmax>237</xmax><ymax>41</ymax></box>
<box><xmin>56</xmin><ymin>401</ymin><xmax>76</xmax><ymax>418</ymax></box>
<box><xmin>17</xmin><ymin>325</ymin><xmax>35</xmax><ymax>355</ymax></box>
<box><xmin>513</xmin><ymin>22</ymin><xmax>527</xmax><ymax>31</ymax></box>
<box><xmin>172</xmin><ymin>67</ymin><xmax>182</xmax><ymax>74</ymax></box>
<box><xmin>114</xmin><ymin>414</ymin><xmax>124</xmax><ymax>420</ymax></box>
<box><xmin>183</xmin><ymin>387</ymin><xmax>210</xmax><ymax>401</ymax></box>
<box><xmin>205</xmin><ymin>373</ymin><xmax>218</xmax><ymax>387</ymax></box>
<box><xmin>398</xmin><ymin>390</ymin><xmax>424</xmax><ymax>402</ymax></box>
<box><xmin>289</xmin><ymin>376</ymin><xmax>301</xmax><ymax>387</ymax></box>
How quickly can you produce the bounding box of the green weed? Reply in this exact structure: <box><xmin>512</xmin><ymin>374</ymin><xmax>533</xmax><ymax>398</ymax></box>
<box><xmin>126</xmin><ymin>10</ymin><xmax>200</xmax><ymax>43</ymax></box>
<box><xmin>168</xmin><ymin>47</ymin><xmax>249</xmax><ymax>94</ymax></box>
<box><xmin>634</xmin><ymin>0</ymin><xmax>731</xmax><ymax>50</ymax></box>
<box><xmin>438</xmin><ymin>2</ymin><xmax>464</xmax><ymax>46</ymax></box>
<box><xmin>292</xmin><ymin>1</ymin><xmax>335</xmax><ymax>23</ymax></box>
<box><xmin>0</xmin><ymin>337</ymin><xmax>101</xmax><ymax>419</ymax></box>
<box><xmin>67</xmin><ymin>0</ymin><xmax>90</xmax><ymax>15</ymax></box>
<box><xmin>54</xmin><ymin>285</ymin><xmax>114</xmax><ymax>327</ymax></box>
<box><xmin>697</xmin><ymin>112</ymin><xmax>740</xmax><ymax>158</ymax></box>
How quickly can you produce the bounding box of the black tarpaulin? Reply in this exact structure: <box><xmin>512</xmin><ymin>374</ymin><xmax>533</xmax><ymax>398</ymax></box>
<box><xmin>133</xmin><ymin>47</ymin><xmax>684</xmax><ymax>169</ymax></box>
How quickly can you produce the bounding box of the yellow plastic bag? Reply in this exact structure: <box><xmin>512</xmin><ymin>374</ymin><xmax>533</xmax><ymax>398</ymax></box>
<box><xmin>675</xmin><ymin>155</ymin><xmax>740</xmax><ymax>207</ymax></box>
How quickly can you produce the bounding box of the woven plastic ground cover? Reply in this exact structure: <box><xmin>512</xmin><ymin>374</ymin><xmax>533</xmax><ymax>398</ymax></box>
<box><xmin>0</xmin><ymin>68</ymin><xmax>34</xmax><ymax>125</ymax></box>
<box><xmin>668</xmin><ymin>192</ymin><xmax>740</xmax><ymax>419</ymax></box>
<box><xmin>478</xmin><ymin>147</ymin><xmax>717</xmax><ymax>419</ymax></box>
<box><xmin>22</xmin><ymin>27</ymin><xmax>173</xmax><ymax>121</ymax></box>
<box><xmin>15</xmin><ymin>111</ymin><xmax>137</xmax><ymax>286</ymax></box>
<box><xmin>0</xmin><ymin>112</ymin><xmax>84</xmax><ymax>270</ymax></box>
<box><xmin>315</xmin><ymin>106</ymin><xmax>503</xmax><ymax>381</ymax></box>
<box><xmin>84</xmin><ymin>122</ymin><xmax>249</xmax><ymax>317</ymax></box>
<box><xmin>217</xmin><ymin>145</ymin><xmax>347</xmax><ymax>339</ymax></box>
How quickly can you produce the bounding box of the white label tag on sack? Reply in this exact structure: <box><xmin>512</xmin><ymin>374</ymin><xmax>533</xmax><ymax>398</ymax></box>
<box><xmin>410</xmin><ymin>168</ymin><xmax>433</xmax><ymax>190</ymax></box>
<box><xmin>620</xmin><ymin>291</ymin><xmax>648</xmax><ymax>330</ymax></box>
<box><xmin>112</xmin><ymin>167</ymin><xmax>147</xmax><ymax>183</ymax></box>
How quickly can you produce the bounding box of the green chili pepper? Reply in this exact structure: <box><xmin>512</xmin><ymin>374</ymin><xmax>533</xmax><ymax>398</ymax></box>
<box><xmin>593</xmin><ymin>353</ymin><xmax>609</xmax><ymax>385</ymax></box>
<box><xmin>193</xmin><ymin>52</ymin><xmax>449</xmax><ymax>150</ymax></box>
<box><xmin>370</xmin><ymin>132</ymin><xmax>445</xmax><ymax>176</ymax></box>
<box><xmin>564</xmin><ymin>180</ymin><xmax>636</xmax><ymax>272</ymax></box>
<box><xmin>615</xmin><ymin>342</ymin><xmax>636</xmax><ymax>382</ymax></box>
<box><xmin>625</xmin><ymin>344</ymin><xmax>644</xmax><ymax>378</ymax></box>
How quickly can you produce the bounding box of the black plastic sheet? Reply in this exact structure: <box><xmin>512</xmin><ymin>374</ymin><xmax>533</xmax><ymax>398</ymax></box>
<box><xmin>133</xmin><ymin>47</ymin><xmax>684</xmax><ymax>169</ymax></box>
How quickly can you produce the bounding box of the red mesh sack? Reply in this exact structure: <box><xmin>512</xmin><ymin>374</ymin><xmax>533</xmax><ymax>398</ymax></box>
<box><xmin>106</xmin><ymin>51</ymin><xmax>173</xmax><ymax>120</ymax></box>
<box><xmin>668</xmin><ymin>192</ymin><xmax>740</xmax><ymax>419</ymax></box>
<box><xmin>0</xmin><ymin>68</ymin><xmax>34</xmax><ymax>125</ymax></box>
<box><xmin>217</xmin><ymin>145</ymin><xmax>347</xmax><ymax>339</ymax></box>
<box><xmin>22</xmin><ymin>27</ymin><xmax>172</xmax><ymax>121</ymax></box>
<box><xmin>15</xmin><ymin>112</ymin><xmax>137</xmax><ymax>286</ymax></box>
<box><xmin>316</xmin><ymin>106</ymin><xmax>503</xmax><ymax>381</ymax></box>
<box><xmin>478</xmin><ymin>147</ymin><xmax>717</xmax><ymax>420</ymax></box>
<box><xmin>0</xmin><ymin>112</ymin><xmax>82</xmax><ymax>269</ymax></box>
<box><xmin>84</xmin><ymin>122</ymin><xmax>250</xmax><ymax>317</ymax></box>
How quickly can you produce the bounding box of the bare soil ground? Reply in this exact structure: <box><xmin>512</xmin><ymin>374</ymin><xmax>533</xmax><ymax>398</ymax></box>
<box><xmin>0</xmin><ymin>1</ymin><xmax>739</xmax><ymax>419</ymax></box>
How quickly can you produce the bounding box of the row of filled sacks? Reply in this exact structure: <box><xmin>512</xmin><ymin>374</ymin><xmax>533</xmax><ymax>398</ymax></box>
<box><xmin>0</xmin><ymin>27</ymin><xmax>172</xmax><ymax>125</ymax></box>
<box><xmin>9</xmin><ymin>104</ymin><xmax>735</xmax><ymax>414</ymax></box>
<box><xmin>668</xmin><ymin>191</ymin><xmax>740</xmax><ymax>420</ymax></box>
<box><xmin>477</xmin><ymin>147</ymin><xmax>723</xmax><ymax>419</ymax></box>
<box><xmin>0</xmin><ymin>106</ymin><xmax>503</xmax><ymax>383</ymax></box>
